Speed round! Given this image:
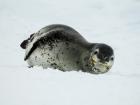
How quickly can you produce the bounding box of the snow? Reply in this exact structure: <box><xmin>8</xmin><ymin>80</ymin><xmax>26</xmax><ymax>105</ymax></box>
<box><xmin>0</xmin><ymin>0</ymin><xmax>140</xmax><ymax>105</ymax></box>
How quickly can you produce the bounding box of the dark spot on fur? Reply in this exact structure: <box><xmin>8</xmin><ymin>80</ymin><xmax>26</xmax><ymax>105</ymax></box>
<box><xmin>65</xmin><ymin>42</ymin><xmax>69</xmax><ymax>46</ymax></box>
<box><xmin>50</xmin><ymin>63</ymin><xmax>58</xmax><ymax>69</ymax></box>
<box><xmin>56</xmin><ymin>53</ymin><xmax>59</xmax><ymax>60</ymax></box>
<box><xmin>84</xmin><ymin>57</ymin><xmax>88</xmax><ymax>61</ymax></box>
<box><xmin>35</xmin><ymin>56</ymin><xmax>37</xmax><ymax>60</ymax></box>
<box><xmin>47</xmin><ymin>60</ymin><xmax>50</xmax><ymax>63</ymax></box>
<box><xmin>51</xmin><ymin>63</ymin><xmax>57</xmax><ymax>66</ymax></box>
<box><xmin>85</xmin><ymin>64</ymin><xmax>88</xmax><ymax>67</ymax></box>
<box><xmin>76</xmin><ymin>61</ymin><xmax>80</xmax><ymax>64</ymax></box>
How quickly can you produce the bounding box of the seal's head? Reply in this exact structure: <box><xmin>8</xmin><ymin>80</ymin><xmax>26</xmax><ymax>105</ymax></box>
<box><xmin>89</xmin><ymin>44</ymin><xmax>114</xmax><ymax>74</ymax></box>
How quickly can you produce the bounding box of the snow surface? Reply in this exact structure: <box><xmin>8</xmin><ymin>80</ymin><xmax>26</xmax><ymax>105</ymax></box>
<box><xmin>0</xmin><ymin>0</ymin><xmax>140</xmax><ymax>105</ymax></box>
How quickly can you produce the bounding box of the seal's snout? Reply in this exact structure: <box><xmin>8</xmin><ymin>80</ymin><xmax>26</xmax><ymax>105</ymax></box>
<box><xmin>20</xmin><ymin>39</ymin><xmax>28</xmax><ymax>49</ymax></box>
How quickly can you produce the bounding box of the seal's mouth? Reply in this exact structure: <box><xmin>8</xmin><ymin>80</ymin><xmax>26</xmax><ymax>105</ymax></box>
<box><xmin>89</xmin><ymin>56</ymin><xmax>111</xmax><ymax>74</ymax></box>
<box><xmin>92</xmin><ymin>63</ymin><xmax>110</xmax><ymax>74</ymax></box>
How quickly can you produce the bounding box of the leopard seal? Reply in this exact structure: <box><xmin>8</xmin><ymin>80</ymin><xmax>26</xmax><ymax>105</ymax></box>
<box><xmin>20</xmin><ymin>24</ymin><xmax>114</xmax><ymax>74</ymax></box>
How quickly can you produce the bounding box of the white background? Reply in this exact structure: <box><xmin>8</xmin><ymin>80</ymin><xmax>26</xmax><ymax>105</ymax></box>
<box><xmin>0</xmin><ymin>0</ymin><xmax>140</xmax><ymax>105</ymax></box>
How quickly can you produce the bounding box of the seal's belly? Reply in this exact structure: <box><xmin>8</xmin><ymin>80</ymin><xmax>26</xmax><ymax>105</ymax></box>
<box><xmin>27</xmin><ymin>41</ymin><xmax>82</xmax><ymax>71</ymax></box>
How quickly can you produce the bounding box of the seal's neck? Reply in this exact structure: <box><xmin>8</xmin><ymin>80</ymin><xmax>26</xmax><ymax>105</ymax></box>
<box><xmin>80</xmin><ymin>43</ymin><xmax>98</xmax><ymax>73</ymax></box>
<box><xmin>80</xmin><ymin>50</ymin><xmax>92</xmax><ymax>73</ymax></box>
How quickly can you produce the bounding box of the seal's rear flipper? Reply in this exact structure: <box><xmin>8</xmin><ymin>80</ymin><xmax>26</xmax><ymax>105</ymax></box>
<box><xmin>20</xmin><ymin>39</ymin><xmax>28</xmax><ymax>49</ymax></box>
<box><xmin>20</xmin><ymin>33</ymin><xmax>35</xmax><ymax>49</ymax></box>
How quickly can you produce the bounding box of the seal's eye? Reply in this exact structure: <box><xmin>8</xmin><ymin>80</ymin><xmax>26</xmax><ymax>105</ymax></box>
<box><xmin>94</xmin><ymin>49</ymin><xmax>99</xmax><ymax>55</ymax></box>
<box><xmin>110</xmin><ymin>57</ymin><xmax>114</xmax><ymax>61</ymax></box>
<box><xmin>94</xmin><ymin>51</ymin><xmax>98</xmax><ymax>55</ymax></box>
